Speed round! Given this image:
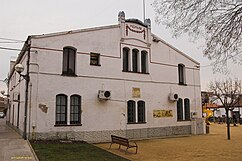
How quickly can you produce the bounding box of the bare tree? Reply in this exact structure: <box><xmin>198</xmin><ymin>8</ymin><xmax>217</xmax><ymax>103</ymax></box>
<box><xmin>208</xmin><ymin>78</ymin><xmax>241</xmax><ymax>140</ymax></box>
<box><xmin>152</xmin><ymin>0</ymin><xmax>242</xmax><ymax>72</ymax></box>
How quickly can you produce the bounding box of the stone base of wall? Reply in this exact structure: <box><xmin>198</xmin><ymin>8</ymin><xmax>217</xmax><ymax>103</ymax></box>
<box><xmin>126</xmin><ymin>125</ymin><xmax>191</xmax><ymax>140</ymax></box>
<box><xmin>34</xmin><ymin>125</ymin><xmax>192</xmax><ymax>143</ymax></box>
<box><xmin>191</xmin><ymin>118</ymin><xmax>206</xmax><ymax>135</ymax></box>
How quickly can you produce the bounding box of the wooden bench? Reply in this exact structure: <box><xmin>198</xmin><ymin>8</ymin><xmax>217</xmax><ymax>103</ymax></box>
<box><xmin>109</xmin><ymin>135</ymin><xmax>138</xmax><ymax>154</ymax></box>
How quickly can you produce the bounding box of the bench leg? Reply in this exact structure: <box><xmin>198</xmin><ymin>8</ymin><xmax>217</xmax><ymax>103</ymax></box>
<box><xmin>109</xmin><ymin>143</ymin><xmax>113</xmax><ymax>149</ymax></box>
<box><xmin>119</xmin><ymin>144</ymin><xmax>121</xmax><ymax>149</ymax></box>
<box><xmin>135</xmin><ymin>146</ymin><xmax>138</xmax><ymax>154</ymax></box>
<box><xmin>125</xmin><ymin>147</ymin><xmax>129</xmax><ymax>154</ymax></box>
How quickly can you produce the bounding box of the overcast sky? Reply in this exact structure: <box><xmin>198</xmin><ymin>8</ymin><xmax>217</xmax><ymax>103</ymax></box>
<box><xmin>0</xmin><ymin>0</ymin><xmax>241</xmax><ymax>93</ymax></box>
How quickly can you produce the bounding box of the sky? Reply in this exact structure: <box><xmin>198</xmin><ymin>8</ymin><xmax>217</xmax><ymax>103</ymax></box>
<box><xmin>0</xmin><ymin>0</ymin><xmax>241</xmax><ymax>93</ymax></box>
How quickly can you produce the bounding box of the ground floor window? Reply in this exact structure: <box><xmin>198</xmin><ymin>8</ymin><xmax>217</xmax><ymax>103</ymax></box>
<box><xmin>177</xmin><ymin>98</ymin><xmax>190</xmax><ymax>121</ymax></box>
<box><xmin>56</xmin><ymin>94</ymin><xmax>81</xmax><ymax>125</ymax></box>
<box><xmin>56</xmin><ymin>94</ymin><xmax>67</xmax><ymax>125</ymax></box>
<box><xmin>127</xmin><ymin>100</ymin><xmax>146</xmax><ymax>124</ymax></box>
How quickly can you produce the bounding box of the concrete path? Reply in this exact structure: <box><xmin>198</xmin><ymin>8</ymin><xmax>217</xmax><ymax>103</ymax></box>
<box><xmin>0</xmin><ymin>118</ymin><xmax>37</xmax><ymax>161</ymax></box>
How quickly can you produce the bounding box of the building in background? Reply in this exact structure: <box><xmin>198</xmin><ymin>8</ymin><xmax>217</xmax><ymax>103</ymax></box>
<box><xmin>7</xmin><ymin>12</ymin><xmax>205</xmax><ymax>142</ymax></box>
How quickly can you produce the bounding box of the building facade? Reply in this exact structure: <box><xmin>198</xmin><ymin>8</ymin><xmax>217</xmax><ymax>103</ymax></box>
<box><xmin>7</xmin><ymin>12</ymin><xmax>205</xmax><ymax>142</ymax></box>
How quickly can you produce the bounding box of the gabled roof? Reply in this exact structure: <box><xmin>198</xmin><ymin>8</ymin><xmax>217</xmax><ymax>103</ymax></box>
<box><xmin>151</xmin><ymin>34</ymin><xmax>200</xmax><ymax>65</ymax></box>
<box><xmin>30</xmin><ymin>24</ymin><xmax>120</xmax><ymax>39</ymax></box>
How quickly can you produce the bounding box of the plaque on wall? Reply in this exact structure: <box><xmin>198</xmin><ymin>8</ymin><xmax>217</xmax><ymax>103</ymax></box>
<box><xmin>132</xmin><ymin>88</ymin><xmax>140</xmax><ymax>98</ymax></box>
<box><xmin>153</xmin><ymin>110</ymin><xmax>173</xmax><ymax>118</ymax></box>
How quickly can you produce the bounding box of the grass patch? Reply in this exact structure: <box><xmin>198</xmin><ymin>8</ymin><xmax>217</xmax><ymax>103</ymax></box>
<box><xmin>30</xmin><ymin>140</ymin><xmax>130</xmax><ymax>161</ymax></box>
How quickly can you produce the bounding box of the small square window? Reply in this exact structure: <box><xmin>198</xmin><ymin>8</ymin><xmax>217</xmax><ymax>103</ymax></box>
<box><xmin>90</xmin><ymin>53</ymin><xmax>100</xmax><ymax>66</ymax></box>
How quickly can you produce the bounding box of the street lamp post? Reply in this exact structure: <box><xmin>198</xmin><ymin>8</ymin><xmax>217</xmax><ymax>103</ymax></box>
<box><xmin>15</xmin><ymin>63</ymin><xmax>30</xmax><ymax>140</ymax></box>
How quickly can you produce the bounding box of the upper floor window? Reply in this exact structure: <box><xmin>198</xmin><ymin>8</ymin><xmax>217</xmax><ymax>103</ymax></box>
<box><xmin>56</xmin><ymin>94</ymin><xmax>67</xmax><ymax>125</ymax></box>
<box><xmin>141</xmin><ymin>50</ymin><xmax>148</xmax><ymax>74</ymax></box>
<box><xmin>62</xmin><ymin>47</ymin><xmax>76</xmax><ymax>76</ymax></box>
<box><xmin>122</xmin><ymin>47</ymin><xmax>149</xmax><ymax>74</ymax></box>
<box><xmin>178</xmin><ymin>64</ymin><xmax>186</xmax><ymax>85</ymax></box>
<box><xmin>123</xmin><ymin>47</ymin><xmax>130</xmax><ymax>72</ymax></box>
<box><xmin>132</xmin><ymin>49</ymin><xmax>139</xmax><ymax>73</ymax></box>
<box><xmin>90</xmin><ymin>52</ymin><xmax>100</xmax><ymax>66</ymax></box>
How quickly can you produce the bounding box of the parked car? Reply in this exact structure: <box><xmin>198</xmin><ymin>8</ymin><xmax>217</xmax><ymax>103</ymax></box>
<box><xmin>0</xmin><ymin>112</ymin><xmax>4</xmax><ymax>118</ymax></box>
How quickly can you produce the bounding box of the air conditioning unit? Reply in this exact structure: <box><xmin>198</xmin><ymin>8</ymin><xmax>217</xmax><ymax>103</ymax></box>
<box><xmin>191</xmin><ymin>112</ymin><xmax>198</xmax><ymax>119</ymax></box>
<box><xmin>98</xmin><ymin>90</ymin><xmax>111</xmax><ymax>100</ymax></box>
<box><xmin>168</xmin><ymin>93</ymin><xmax>179</xmax><ymax>102</ymax></box>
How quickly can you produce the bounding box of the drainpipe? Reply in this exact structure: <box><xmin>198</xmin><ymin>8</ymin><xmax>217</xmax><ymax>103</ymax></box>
<box><xmin>23</xmin><ymin>43</ymin><xmax>31</xmax><ymax>140</ymax></box>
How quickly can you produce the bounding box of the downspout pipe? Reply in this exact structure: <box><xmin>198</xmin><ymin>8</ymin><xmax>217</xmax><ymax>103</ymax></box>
<box><xmin>23</xmin><ymin>41</ymin><xmax>31</xmax><ymax>140</ymax></box>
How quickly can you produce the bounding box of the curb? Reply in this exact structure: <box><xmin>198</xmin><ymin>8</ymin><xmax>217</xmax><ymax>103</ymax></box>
<box><xmin>27</xmin><ymin>140</ymin><xmax>40</xmax><ymax>161</ymax></box>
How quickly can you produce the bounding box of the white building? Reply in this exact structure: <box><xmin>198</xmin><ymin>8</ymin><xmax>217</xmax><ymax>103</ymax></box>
<box><xmin>7</xmin><ymin>12</ymin><xmax>205</xmax><ymax>142</ymax></box>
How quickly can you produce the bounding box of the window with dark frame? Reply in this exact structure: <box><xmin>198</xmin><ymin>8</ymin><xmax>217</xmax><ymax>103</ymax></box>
<box><xmin>178</xmin><ymin>64</ymin><xmax>185</xmax><ymax>85</ymax></box>
<box><xmin>141</xmin><ymin>50</ymin><xmax>148</xmax><ymax>73</ymax></box>
<box><xmin>62</xmin><ymin>47</ymin><xmax>76</xmax><ymax>75</ymax></box>
<box><xmin>56</xmin><ymin>94</ymin><xmax>67</xmax><ymax>125</ymax></box>
<box><xmin>90</xmin><ymin>53</ymin><xmax>100</xmax><ymax>66</ymax></box>
<box><xmin>123</xmin><ymin>48</ymin><xmax>130</xmax><ymax>72</ymax></box>
<box><xmin>184</xmin><ymin>98</ymin><xmax>190</xmax><ymax>121</ymax></box>
<box><xmin>127</xmin><ymin>100</ymin><xmax>136</xmax><ymax>123</ymax></box>
<box><xmin>70</xmin><ymin>95</ymin><xmax>81</xmax><ymax>125</ymax></box>
<box><xmin>177</xmin><ymin>98</ymin><xmax>183</xmax><ymax>121</ymax></box>
<box><xmin>138</xmin><ymin>101</ymin><xmax>145</xmax><ymax>123</ymax></box>
<box><xmin>132</xmin><ymin>49</ymin><xmax>138</xmax><ymax>73</ymax></box>
<box><xmin>132</xmin><ymin>49</ymin><xmax>139</xmax><ymax>73</ymax></box>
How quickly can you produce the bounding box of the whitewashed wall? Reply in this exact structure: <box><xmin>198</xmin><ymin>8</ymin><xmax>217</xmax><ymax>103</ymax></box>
<box><xmin>8</xmin><ymin>16</ymin><xmax>204</xmax><ymax>141</ymax></box>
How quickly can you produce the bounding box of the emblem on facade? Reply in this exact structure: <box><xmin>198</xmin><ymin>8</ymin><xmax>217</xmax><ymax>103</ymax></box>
<box><xmin>132</xmin><ymin>88</ymin><xmax>141</xmax><ymax>98</ymax></box>
<box><xmin>126</xmin><ymin>25</ymin><xmax>146</xmax><ymax>39</ymax></box>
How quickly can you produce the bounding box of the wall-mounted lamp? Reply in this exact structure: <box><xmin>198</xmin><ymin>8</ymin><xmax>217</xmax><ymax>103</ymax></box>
<box><xmin>0</xmin><ymin>90</ymin><xmax>9</xmax><ymax>97</ymax></box>
<box><xmin>15</xmin><ymin>64</ymin><xmax>29</xmax><ymax>81</ymax></box>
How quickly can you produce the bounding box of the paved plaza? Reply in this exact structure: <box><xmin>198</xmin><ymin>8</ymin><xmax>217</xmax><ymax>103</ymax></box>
<box><xmin>97</xmin><ymin>124</ymin><xmax>242</xmax><ymax>161</ymax></box>
<box><xmin>0</xmin><ymin>118</ymin><xmax>37</xmax><ymax>161</ymax></box>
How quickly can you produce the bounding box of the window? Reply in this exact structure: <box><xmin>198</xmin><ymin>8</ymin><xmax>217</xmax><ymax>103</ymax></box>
<box><xmin>70</xmin><ymin>95</ymin><xmax>81</xmax><ymax>124</ymax></box>
<box><xmin>138</xmin><ymin>101</ymin><xmax>145</xmax><ymax>123</ymax></box>
<box><xmin>122</xmin><ymin>47</ymin><xmax>149</xmax><ymax>74</ymax></box>
<box><xmin>56</xmin><ymin>94</ymin><xmax>67</xmax><ymax>125</ymax></box>
<box><xmin>141</xmin><ymin>50</ymin><xmax>148</xmax><ymax>73</ymax></box>
<box><xmin>123</xmin><ymin>48</ymin><xmax>130</xmax><ymax>72</ymax></box>
<box><xmin>90</xmin><ymin>53</ymin><xmax>100</xmax><ymax>66</ymax></box>
<box><xmin>184</xmin><ymin>98</ymin><xmax>190</xmax><ymax>121</ymax></box>
<box><xmin>132</xmin><ymin>49</ymin><xmax>139</xmax><ymax>72</ymax></box>
<box><xmin>127</xmin><ymin>100</ymin><xmax>136</xmax><ymax>123</ymax></box>
<box><xmin>177</xmin><ymin>98</ymin><xmax>183</xmax><ymax>121</ymax></box>
<box><xmin>62</xmin><ymin>47</ymin><xmax>76</xmax><ymax>75</ymax></box>
<box><xmin>177</xmin><ymin>98</ymin><xmax>191</xmax><ymax>121</ymax></box>
<box><xmin>178</xmin><ymin>64</ymin><xmax>185</xmax><ymax>85</ymax></box>
<box><xmin>127</xmin><ymin>100</ymin><xmax>146</xmax><ymax>124</ymax></box>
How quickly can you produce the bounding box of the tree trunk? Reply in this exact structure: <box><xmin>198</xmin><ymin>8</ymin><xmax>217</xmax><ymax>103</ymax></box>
<box><xmin>225</xmin><ymin>108</ymin><xmax>231</xmax><ymax>140</ymax></box>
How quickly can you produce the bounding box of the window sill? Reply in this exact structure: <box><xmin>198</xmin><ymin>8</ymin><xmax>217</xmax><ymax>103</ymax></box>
<box><xmin>127</xmin><ymin>122</ymin><xmax>147</xmax><ymax>124</ymax></box>
<box><xmin>122</xmin><ymin>71</ymin><xmax>150</xmax><ymax>75</ymax></box>
<box><xmin>178</xmin><ymin>83</ymin><xmax>187</xmax><ymax>86</ymax></box>
<box><xmin>61</xmin><ymin>73</ymin><xmax>77</xmax><ymax>77</ymax></box>
<box><xmin>90</xmin><ymin>64</ymin><xmax>101</xmax><ymax>66</ymax></box>
<box><xmin>54</xmin><ymin>124</ymin><xmax>82</xmax><ymax>127</ymax></box>
<box><xmin>177</xmin><ymin>120</ymin><xmax>191</xmax><ymax>122</ymax></box>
